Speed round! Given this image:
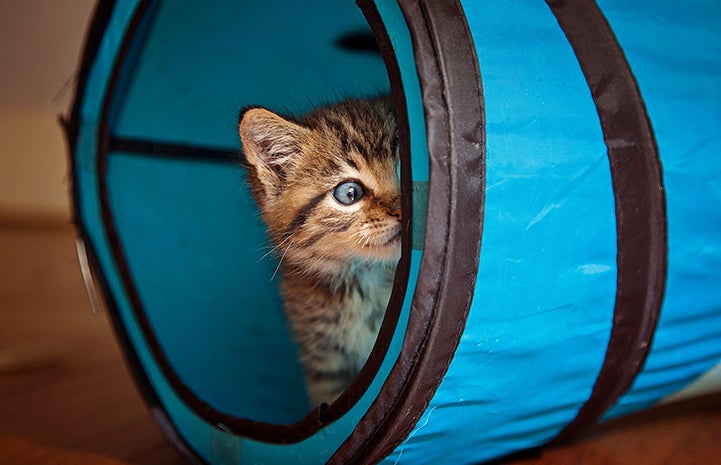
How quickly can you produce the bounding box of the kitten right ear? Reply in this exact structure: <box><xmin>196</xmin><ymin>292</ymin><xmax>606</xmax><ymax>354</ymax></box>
<box><xmin>239</xmin><ymin>108</ymin><xmax>309</xmax><ymax>195</ymax></box>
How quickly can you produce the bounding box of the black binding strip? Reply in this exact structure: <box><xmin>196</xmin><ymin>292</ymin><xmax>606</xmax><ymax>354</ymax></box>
<box><xmin>319</xmin><ymin>0</ymin><xmax>413</xmax><ymax>425</ymax></box>
<box><xmin>109</xmin><ymin>136</ymin><xmax>236</xmax><ymax>163</ymax></box>
<box><xmin>63</xmin><ymin>1</ymin><xmax>207</xmax><ymax>464</ymax></box>
<box><xmin>61</xmin><ymin>0</ymin><xmax>116</xmax><ymax>153</ymax></box>
<box><xmin>547</xmin><ymin>0</ymin><xmax>668</xmax><ymax>441</ymax></box>
<box><xmin>95</xmin><ymin>2</ymin><xmax>324</xmax><ymax>444</ymax></box>
<box><xmin>92</xmin><ymin>0</ymin><xmax>411</xmax><ymax>446</ymax></box>
<box><xmin>330</xmin><ymin>1</ymin><xmax>485</xmax><ymax>463</ymax></box>
<box><xmin>74</xmin><ymin>229</ymin><xmax>208</xmax><ymax>465</ymax></box>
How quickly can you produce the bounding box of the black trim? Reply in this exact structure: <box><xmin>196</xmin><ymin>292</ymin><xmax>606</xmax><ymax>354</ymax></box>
<box><xmin>62</xmin><ymin>0</ymin><xmax>117</xmax><ymax>155</ymax></box>
<box><xmin>95</xmin><ymin>0</ymin><xmax>311</xmax><ymax>444</ymax></box>
<box><xmin>331</xmin><ymin>0</ymin><xmax>485</xmax><ymax>463</ymax></box>
<box><xmin>335</xmin><ymin>31</ymin><xmax>381</xmax><ymax>54</ymax></box>
<box><xmin>77</xmin><ymin>230</ymin><xmax>207</xmax><ymax>465</ymax></box>
<box><xmin>91</xmin><ymin>0</ymin><xmax>411</xmax><ymax>446</ymax></box>
<box><xmin>62</xmin><ymin>2</ymin><xmax>207</xmax><ymax>463</ymax></box>
<box><xmin>319</xmin><ymin>0</ymin><xmax>415</xmax><ymax>425</ymax></box>
<box><xmin>547</xmin><ymin>0</ymin><xmax>667</xmax><ymax>442</ymax></box>
<box><xmin>109</xmin><ymin>137</ymin><xmax>236</xmax><ymax>162</ymax></box>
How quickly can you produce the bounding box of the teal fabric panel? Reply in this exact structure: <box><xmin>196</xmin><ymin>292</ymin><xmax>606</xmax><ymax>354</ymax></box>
<box><xmin>110</xmin><ymin>0</ymin><xmax>391</xmax><ymax>149</ymax></box>
<box><xmin>105</xmin><ymin>153</ymin><xmax>308</xmax><ymax>424</ymax></box>
<box><xmin>105</xmin><ymin>151</ymin><xmax>424</xmax><ymax>463</ymax></box>
<box><xmin>89</xmin><ymin>1</ymin><xmax>425</xmax><ymax>463</ymax></box>
<box><xmin>78</xmin><ymin>2</ymin><xmax>721</xmax><ymax>463</ymax></box>
<box><xmin>73</xmin><ymin>3</ymin><xmax>221</xmax><ymax>461</ymax></box>
<box><xmin>383</xmin><ymin>2</ymin><xmax>617</xmax><ymax>464</ymax></box>
<box><xmin>73</xmin><ymin>1</ymin><xmax>227</xmax><ymax>461</ymax></box>
<box><xmin>598</xmin><ymin>0</ymin><xmax>721</xmax><ymax>419</ymax></box>
<box><xmin>237</xmin><ymin>251</ymin><xmax>421</xmax><ymax>465</ymax></box>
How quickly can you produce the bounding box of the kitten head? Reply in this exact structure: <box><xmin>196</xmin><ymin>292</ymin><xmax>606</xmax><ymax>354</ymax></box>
<box><xmin>239</xmin><ymin>98</ymin><xmax>401</xmax><ymax>277</ymax></box>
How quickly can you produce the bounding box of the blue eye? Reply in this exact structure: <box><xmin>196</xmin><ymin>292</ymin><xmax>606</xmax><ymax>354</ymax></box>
<box><xmin>333</xmin><ymin>181</ymin><xmax>364</xmax><ymax>205</ymax></box>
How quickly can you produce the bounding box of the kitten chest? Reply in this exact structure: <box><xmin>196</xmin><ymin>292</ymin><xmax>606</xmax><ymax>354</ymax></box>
<box><xmin>338</xmin><ymin>266</ymin><xmax>394</xmax><ymax>372</ymax></box>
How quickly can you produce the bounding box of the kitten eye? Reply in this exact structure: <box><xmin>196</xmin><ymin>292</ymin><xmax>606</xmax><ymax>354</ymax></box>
<box><xmin>332</xmin><ymin>181</ymin><xmax>364</xmax><ymax>205</ymax></box>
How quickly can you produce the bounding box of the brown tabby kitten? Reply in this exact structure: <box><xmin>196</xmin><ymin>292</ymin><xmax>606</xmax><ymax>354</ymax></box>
<box><xmin>238</xmin><ymin>97</ymin><xmax>401</xmax><ymax>406</ymax></box>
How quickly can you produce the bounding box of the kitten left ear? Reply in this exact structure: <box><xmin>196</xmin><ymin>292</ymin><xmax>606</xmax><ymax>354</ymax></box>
<box><xmin>239</xmin><ymin>108</ymin><xmax>309</xmax><ymax>196</ymax></box>
<box><xmin>239</xmin><ymin>108</ymin><xmax>309</xmax><ymax>167</ymax></box>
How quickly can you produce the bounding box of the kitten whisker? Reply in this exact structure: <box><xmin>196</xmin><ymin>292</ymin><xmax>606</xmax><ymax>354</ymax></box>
<box><xmin>271</xmin><ymin>236</ymin><xmax>294</xmax><ymax>281</ymax></box>
<box><xmin>348</xmin><ymin>230</ymin><xmax>366</xmax><ymax>243</ymax></box>
<box><xmin>256</xmin><ymin>233</ymin><xmax>294</xmax><ymax>263</ymax></box>
<box><xmin>359</xmin><ymin>231</ymin><xmax>373</xmax><ymax>249</ymax></box>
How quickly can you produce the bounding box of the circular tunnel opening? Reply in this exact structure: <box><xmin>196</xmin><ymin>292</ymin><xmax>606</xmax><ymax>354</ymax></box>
<box><xmin>93</xmin><ymin>0</ymin><xmax>413</xmax><ymax>439</ymax></box>
<box><xmin>68</xmin><ymin>1</ymin><xmax>721</xmax><ymax>463</ymax></box>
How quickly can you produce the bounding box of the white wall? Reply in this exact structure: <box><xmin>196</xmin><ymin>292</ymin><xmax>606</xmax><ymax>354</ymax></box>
<box><xmin>0</xmin><ymin>0</ymin><xmax>96</xmax><ymax>222</ymax></box>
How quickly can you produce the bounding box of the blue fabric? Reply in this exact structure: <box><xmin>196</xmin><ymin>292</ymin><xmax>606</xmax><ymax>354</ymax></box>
<box><xmin>84</xmin><ymin>1</ymin><xmax>422</xmax><ymax>463</ymax></box>
<box><xmin>106</xmin><ymin>153</ymin><xmax>308</xmax><ymax>423</ymax></box>
<box><xmin>74</xmin><ymin>0</ymin><xmax>721</xmax><ymax>463</ymax></box>
<box><xmin>598</xmin><ymin>0</ymin><xmax>721</xmax><ymax>419</ymax></box>
<box><xmin>383</xmin><ymin>2</ymin><xmax>618</xmax><ymax>463</ymax></box>
<box><xmin>111</xmin><ymin>0</ymin><xmax>392</xmax><ymax>150</ymax></box>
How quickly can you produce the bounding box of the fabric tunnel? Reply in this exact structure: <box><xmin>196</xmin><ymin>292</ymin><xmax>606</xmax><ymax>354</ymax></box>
<box><xmin>64</xmin><ymin>1</ymin><xmax>721</xmax><ymax>464</ymax></box>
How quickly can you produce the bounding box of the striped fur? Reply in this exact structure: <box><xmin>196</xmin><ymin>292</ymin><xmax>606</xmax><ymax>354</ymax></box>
<box><xmin>239</xmin><ymin>97</ymin><xmax>400</xmax><ymax>406</ymax></box>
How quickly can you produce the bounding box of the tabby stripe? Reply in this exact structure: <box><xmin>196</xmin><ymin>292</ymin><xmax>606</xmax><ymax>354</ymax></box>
<box><xmin>346</xmin><ymin>157</ymin><xmax>359</xmax><ymax>171</ymax></box>
<box><xmin>324</xmin><ymin>117</ymin><xmax>354</xmax><ymax>154</ymax></box>
<box><xmin>349</xmin><ymin>138</ymin><xmax>369</xmax><ymax>161</ymax></box>
<box><xmin>307</xmin><ymin>369</ymin><xmax>354</xmax><ymax>382</ymax></box>
<box><xmin>349</xmin><ymin>277</ymin><xmax>365</xmax><ymax>300</ymax></box>
<box><xmin>283</xmin><ymin>192</ymin><xmax>327</xmax><ymax>238</ymax></box>
<box><xmin>300</xmin><ymin>232</ymin><xmax>325</xmax><ymax>248</ymax></box>
<box><xmin>326</xmin><ymin>116</ymin><xmax>390</xmax><ymax>164</ymax></box>
<box><xmin>322</xmin><ymin>161</ymin><xmax>342</xmax><ymax>178</ymax></box>
<box><xmin>312</xmin><ymin>339</ymin><xmax>347</xmax><ymax>355</ymax></box>
<box><xmin>298</xmin><ymin>220</ymin><xmax>352</xmax><ymax>248</ymax></box>
<box><xmin>323</xmin><ymin>115</ymin><xmax>352</xmax><ymax>136</ymax></box>
<box><xmin>300</xmin><ymin>311</ymin><xmax>341</xmax><ymax>326</ymax></box>
<box><xmin>326</xmin><ymin>221</ymin><xmax>353</xmax><ymax>233</ymax></box>
<box><xmin>357</xmin><ymin>134</ymin><xmax>391</xmax><ymax>163</ymax></box>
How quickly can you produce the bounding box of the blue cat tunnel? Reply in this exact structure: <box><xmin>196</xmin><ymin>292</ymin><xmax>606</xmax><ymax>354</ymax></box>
<box><xmin>64</xmin><ymin>1</ymin><xmax>721</xmax><ymax>464</ymax></box>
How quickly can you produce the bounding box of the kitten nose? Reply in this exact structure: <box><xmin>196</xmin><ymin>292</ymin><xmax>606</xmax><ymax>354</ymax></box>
<box><xmin>388</xmin><ymin>208</ymin><xmax>402</xmax><ymax>220</ymax></box>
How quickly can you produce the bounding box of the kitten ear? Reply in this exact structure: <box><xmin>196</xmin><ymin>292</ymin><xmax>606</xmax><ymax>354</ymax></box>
<box><xmin>239</xmin><ymin>108</ymin><xmax>309</xmax><ymax>194</ymax></box>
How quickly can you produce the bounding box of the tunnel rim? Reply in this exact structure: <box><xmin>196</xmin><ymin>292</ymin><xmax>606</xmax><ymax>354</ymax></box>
<box><xmin>67</xmin><ymin>0</ymin><xmax>420</xmax><ymax>446</ymax></box>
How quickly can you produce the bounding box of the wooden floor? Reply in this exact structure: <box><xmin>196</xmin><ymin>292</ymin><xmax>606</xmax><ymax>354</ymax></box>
<box><xmin>1</xmin><ymin>224</ymin><xmax>720</xmax><ymax>465</ymax></box>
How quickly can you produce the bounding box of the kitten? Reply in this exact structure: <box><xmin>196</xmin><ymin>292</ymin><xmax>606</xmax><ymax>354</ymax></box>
<box><xmin>238</xmin><ymin>97</ymin><xmax>401</xmax><ymax>406</ymax></box>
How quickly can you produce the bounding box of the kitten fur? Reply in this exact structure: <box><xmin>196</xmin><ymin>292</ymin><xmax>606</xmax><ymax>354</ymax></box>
<box><xmin>239</xmin><ymin>97</ymin><xmax>401</xmax><ymax>406</ymax></box>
